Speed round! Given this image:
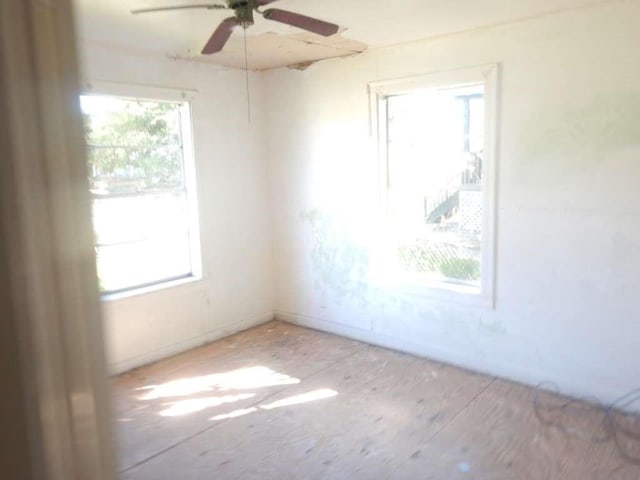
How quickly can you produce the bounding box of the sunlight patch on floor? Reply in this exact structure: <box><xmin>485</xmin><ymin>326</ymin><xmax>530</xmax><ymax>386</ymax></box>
<box><xmin>158</xmin><ymin>393</ymin><xmax>256</xmax><ymax>417</ymax></box>
<box><xmin>260</xmin><ymin>389</ymin><xmax>338</xmax><ymax>410</ymax></box>
<box><xmin>136</xmin><ymin>366</ymin><xmax>301</xmax><ymax>400</ymax></box>
<box><xmin>209</xmin><ymin>389</ymin><xmax>339</xmax><ymax>421</ymax></box>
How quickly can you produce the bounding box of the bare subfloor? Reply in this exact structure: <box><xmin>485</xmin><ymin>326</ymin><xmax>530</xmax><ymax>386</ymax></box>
<box><xmin>113</xmin><ymin>321</ymin><xmax>640</xmax><ymax>479</ymax></box>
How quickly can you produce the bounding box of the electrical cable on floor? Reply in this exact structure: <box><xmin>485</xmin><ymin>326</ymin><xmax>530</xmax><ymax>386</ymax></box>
<box><xmin>533</xmin><ymin>382</ymin><xmax>640</xmax><ymax>466</ymax></box>
<box><xmin>606</xmin><ymin>387</ymin><xmax>640</xmax><ymax>466</ymax></box>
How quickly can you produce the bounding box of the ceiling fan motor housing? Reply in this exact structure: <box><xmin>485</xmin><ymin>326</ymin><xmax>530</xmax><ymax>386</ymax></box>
<box><xmin>131</xmin><ymin>1</ymin><xmax>341</xmax><ymax>54</ymax></box>
<box><xmin>229</xmin><ymin>0</ymin><xmax>254</xmax><ymax>28</ymax></box>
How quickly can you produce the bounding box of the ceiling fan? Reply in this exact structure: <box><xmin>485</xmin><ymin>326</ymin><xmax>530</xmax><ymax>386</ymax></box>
<box><xmin>131</xmin><ymin>1</ymin><xmax>341</xmax><ymax>55</ymax></box>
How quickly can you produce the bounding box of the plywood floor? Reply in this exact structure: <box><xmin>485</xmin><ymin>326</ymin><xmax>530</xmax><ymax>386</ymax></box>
<box><xmin>113</xmin><ymin>321</ymin><xmax>640</xmax><ymax>479</ymax></box>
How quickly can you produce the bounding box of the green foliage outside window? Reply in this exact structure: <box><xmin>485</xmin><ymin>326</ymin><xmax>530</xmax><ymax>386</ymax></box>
<box><xmin>398</xmin><ymin>240</ymin><xmax>480</xmax><ymax>283</ymax></box>
<box><xmin>82</xmin><ymin>98</ymin><xmax>184</xmax><ymax>195</ymax></box>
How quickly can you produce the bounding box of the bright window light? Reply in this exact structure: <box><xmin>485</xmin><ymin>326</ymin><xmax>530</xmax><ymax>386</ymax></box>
<box><xmin>80</xmin><ymin>94</ymin><xmax>200</xmax><ymax>294</ymax></box>
<box><xmin>370</xmin><ymin>64</ymin><xmax>498</xmax><ymax>303</ymax></box>
<box><xmin>385</xmin><ymin>85</ymin><xmax>485</xmax><ymax>289</ymax></box>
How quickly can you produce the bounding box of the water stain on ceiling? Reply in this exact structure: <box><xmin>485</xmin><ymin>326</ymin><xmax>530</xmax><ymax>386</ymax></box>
<box><xmin>173</xmin><ymin>30</ymin><xmax>368</xmax><ymax>70</ymax></box>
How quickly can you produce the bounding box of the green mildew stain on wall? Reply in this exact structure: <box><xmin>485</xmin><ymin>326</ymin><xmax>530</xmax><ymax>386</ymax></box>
<box><xmin>478</xmin><ymin>319</ymin><xmax>507</xmax><ymax>336</ymax></box>
<box><xmin>517</xmin><ymin>94</ymin><xmax>640</xmax><ymax>185</ymax></box>
<box><xmin>301</xmin><ymin>209</ymin><xmax>371</xmax><ymax>305</ymax></box>
<box><xmin>522</xmin><ymin>94</ymin><xmax>640</xmax><ymax>159</ymax></box>
<box><xmin>300</xmin><ymin>209</ymin><xmax>507</xmax><ymax>339</ymax></box>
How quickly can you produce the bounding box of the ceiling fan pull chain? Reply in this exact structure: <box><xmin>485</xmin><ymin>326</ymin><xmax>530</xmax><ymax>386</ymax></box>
<box><xmin>244</xmin><ymin>26</ymin><xmax>251</xmax><ymax>123</ymax></box>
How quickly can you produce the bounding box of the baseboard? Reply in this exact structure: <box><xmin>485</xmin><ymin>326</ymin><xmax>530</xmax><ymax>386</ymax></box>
<box><xmin>108</xmin><ymin>311</ymin><xmax>275</xmax><ymax>375</ymax></box>
<box><xmin>274</xmin><ymin>309</ymin><xmax>630</xmax><ymax>408</ymax></box>
<box><xmin>275</xmin><ymin>309</ymin><xmax>477</xmax><ymax>369</ymax></box>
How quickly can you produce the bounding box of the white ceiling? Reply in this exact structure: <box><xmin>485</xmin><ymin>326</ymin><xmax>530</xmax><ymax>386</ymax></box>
<box><xmin>74</xmin><ymin>0</ymin><xmax>610</xmax><ymax>70</ymax></box>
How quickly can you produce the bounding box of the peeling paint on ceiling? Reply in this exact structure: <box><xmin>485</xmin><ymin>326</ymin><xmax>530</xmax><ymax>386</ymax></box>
<box><xmin>212</xmin><ymin>31</ymin><xmax>367</xmax><ymax>70</ymax></box>
<box><xmin>167</xmin><ymin>31</ymin><xmax>367</xmax><ymax>70</ymax></box>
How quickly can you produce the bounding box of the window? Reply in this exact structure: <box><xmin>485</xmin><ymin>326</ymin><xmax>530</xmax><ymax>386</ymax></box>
<box><xmin>370</xmin><ymin>65</ymin><xmax>498</xmax><ymax>304</ymax></box>
<box><xmin>81</xmin><ymin>89</ymin><xmax>201</xmax><ymax>295</ymax></box>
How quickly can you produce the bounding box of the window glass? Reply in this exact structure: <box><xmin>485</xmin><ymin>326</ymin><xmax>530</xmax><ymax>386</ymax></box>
<box><xmin>81</xmin><ymin>95</ymin><xmax>198</xmax><ymax>294</ymax></box>
<box><xmin>385</xmin><ymin>85</ymin><xmax>485</xmax><ymax>289</ymax></box>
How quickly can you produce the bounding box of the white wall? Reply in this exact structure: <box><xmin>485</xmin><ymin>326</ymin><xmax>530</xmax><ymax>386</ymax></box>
<box><xmin>79</xmin><ymin>43</ymin><xmax>274</xmax><ymax>374</ymax></box>
<box><xmin>264</xmin><ymin>0</ymin><xmax>640</xmax><ymax>404</ymax></box>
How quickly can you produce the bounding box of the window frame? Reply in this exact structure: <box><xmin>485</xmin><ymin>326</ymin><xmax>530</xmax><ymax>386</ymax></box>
<box><xmin>368</xmin><ymin>64</ymin><xmax>499</xmax><ymax>308</ymax></box>
<box><xmin>81</xmin><ymin>81</ymin><xmax>203</xmax><ymax>300</ymax></box>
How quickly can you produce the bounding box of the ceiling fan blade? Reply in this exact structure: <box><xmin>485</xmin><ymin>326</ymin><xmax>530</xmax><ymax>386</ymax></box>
<box><xmin>255</xmin><ymin>0</ymin><xmax>280</xmax><ymax>5</ymax></box>
<box><xmin>201</xmin><ymin>16</ymin><xmax>238</xmax><ymax>54</ymax></box>
<box><xmin>131</xmin><ymin>4</ymin><xmax>227</xmax><ymax>14</ymax></box>
<box><xmin>262</xmin><ymin>9</ymin><xmax>339</xmax><ymax>37</ymax></box>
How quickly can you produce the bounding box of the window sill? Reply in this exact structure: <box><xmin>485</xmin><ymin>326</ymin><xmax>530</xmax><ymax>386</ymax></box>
<box><xmin>381</xmin><ymin>276</ymin><xmax>495</xmax><ymax>309</ymax></box>
<box><xmin>100</xmin><ymin>274</ymin><xmax>202</xmax><ymax>303</ymax></box>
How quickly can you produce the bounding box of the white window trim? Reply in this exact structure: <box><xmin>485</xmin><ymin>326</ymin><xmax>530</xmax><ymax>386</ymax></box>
<box><xmin>82</xmin><ymin>81</ymin><xmax>203</xmax><ymax>300</ymax></box>
<box><xmin>368</xmin><ymin>64</ymin><xmax>500</xmax><ymax>309</ymax></box>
